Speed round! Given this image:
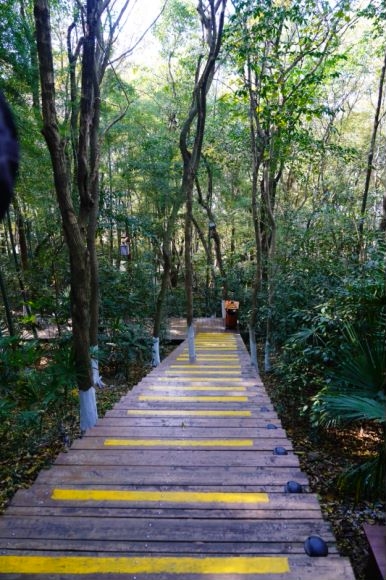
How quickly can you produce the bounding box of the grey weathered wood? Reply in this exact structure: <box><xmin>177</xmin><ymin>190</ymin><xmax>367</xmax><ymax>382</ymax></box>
<box><xmin>0</xmin><ymin>323</ymin><xmax>355</xmax><ymax>580</ymax></box>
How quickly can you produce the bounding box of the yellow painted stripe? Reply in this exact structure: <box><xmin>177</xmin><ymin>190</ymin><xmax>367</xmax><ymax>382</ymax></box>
<box><xmin>52</xmin><ymin>489</ymin><xmax>269</xmax><ymax>504</ymax></box>
<box><xmin>138</xmin><ymin>395</ymin><xmax>248</xmax><ymax>402</ymax></box>
<box><xmin>176</xmin><ymin>357</ymin><xmax>239</xmax><ymax>360</ymax></box>
<box><xmin>0</xmin><ymin>556</ymin><xmax>289</xmax><ymax>574</ymax></box>
<box><xmin>196</xmin><ymin>337</ymin><xmax>236</xmax><ymax>340</ymax></box>
<box><xmin>148</xmin><ymin>386</ymin><xmax>246</xmax><ymax>391</ymax></box>
<box><xmin>127</xmin><ymin>409</ymin><xmax>252</xmax><ymax>416</ymax></box>
<box><xmin>104</xmin><ymin>439</ymin><xmax>253</xmax><ymax>447</ymax></box>
<box><xmin>195</xmin><ymin>344</ymin><xmax>237</xmax><ymax>347</ymax></box>
<box><xmin>176</xmin><ymin>360</ymin><xmax>239</xmax><ymax>363</ymax></box>
<box><xmin>170</xmin><ymin>364</ymin><xmax>241</xmax><ymax>369</ymax></box>
<box><xmin>166</xmin><ymin>371</ymin><xmax>240</xmax><ymax>375</ymax></box>
<box><xmin>185</xmin><ymin>344</ymin><xmax>236</xmax><ymax>347</ymax></box>
<box><xmin>157</xmin><ymin>377</ymin><xmax>242</xmax><ymax>382</ymax></box>
<box><xmin>196</xmin><ymin>344</ymin><xmax>237</xmax><ymax>346</ymax></box>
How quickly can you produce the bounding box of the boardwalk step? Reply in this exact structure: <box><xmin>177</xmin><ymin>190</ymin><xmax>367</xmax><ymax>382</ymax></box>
<box><xmin>0</xmin><ymin>326</ymin><xmax>355</xmax><ymax>579</ymax></box>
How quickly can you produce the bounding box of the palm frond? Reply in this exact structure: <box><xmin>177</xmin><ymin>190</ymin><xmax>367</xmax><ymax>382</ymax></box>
<box><xmin>316</xmin><ymin>394</ymin><xmax>385</xmax><ymax>428</ymax></box>
<box><xmin>338</xmin><ymin>445</ymin><xmax>386</xmax><ymax>501</ymax></box>
<box><xmin>335</xmin><ymin>322</ymin><xmax>386</xmax><ymax>393</ymax></box>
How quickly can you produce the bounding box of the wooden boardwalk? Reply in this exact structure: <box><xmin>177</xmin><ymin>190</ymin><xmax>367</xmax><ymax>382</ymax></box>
<box><xmin>0</xmin><ymin>328</ymin><xmax>355</xmax><ymax>579</ymax></box>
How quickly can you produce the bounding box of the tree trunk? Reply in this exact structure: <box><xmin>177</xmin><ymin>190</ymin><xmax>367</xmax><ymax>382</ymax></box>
<box><xmin>6</xmin><ymin>210</ymin><xmax>37</xmax><ymax>338</ymax></box>
<box><xmin>13</xmin><ymin>197</ymin><xmax>29</xmax><ymax>271</ymax></box>
<box><xmin>152</xmin><ymin>198</ymin><xmax>182</xmax><ymax>366</ymax></box>
<box><xmin>179</xmin><ymin>0</ymin><xmax>227</xmax><ymax>361</ymax></box>
<box><xmin>0</xmin><ymin>265</ymin><xmax>15</xmax><ymax>336</ymax></box>
<box><xmin>248</xmin><ymin>162</ymin><xmax>262</xmax><ymax>372</ymax></box>
<box><xmin>87</xmin><ymin>46</ymin><xmax>104</xmax><ymax>387</ymax></box>
<box><xmin>247</xmin><ymin>64</ymin><xmax>263</xmax><ymax>369</ymax></box>
<box><xmin>358</xmin><ymin>45</ymin><xmax>386</xmax><ymax>257</ymax></box>
<box><xmin>261</xmin><ymin>155</ymin><xmax>280</xmax><ymax>373</ymax></box>
<box><xmin>183</xmin><ymin>172</ymin><xmax>196</xmax><ymax>361</ymax></box>
<box><xmin>195</xmin><ymin>167</ymin><xmax>227</xmax><ymax>298</ymax></box>
<box><xmin>34</xmin><ymin>0</ymin><xmax>95</xmax><ymax>431</ymax></box>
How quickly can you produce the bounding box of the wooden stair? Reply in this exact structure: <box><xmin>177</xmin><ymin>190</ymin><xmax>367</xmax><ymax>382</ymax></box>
<box><xmin>0</xmin><ymin>327</ymin><xmax>355</xmax><ymax>579</ymax></box>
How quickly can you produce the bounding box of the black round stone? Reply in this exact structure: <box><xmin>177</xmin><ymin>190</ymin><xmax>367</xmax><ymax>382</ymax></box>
<box><xmin>285</xmin><ymin>480</ymin><xmax>303</xmax><ymax>493</ymax></box>
<box><xmin>273</xmin><ymin>446</ymin><xmax>288</xmax><ymax>455</ymax></box>
<box><xmin>304</xmin><ymin>536</ymin><xmax>329</xmax><ymax>557</ymax></box>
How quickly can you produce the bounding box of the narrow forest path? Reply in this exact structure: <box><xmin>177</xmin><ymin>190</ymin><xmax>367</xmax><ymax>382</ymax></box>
<box><xmin>0</xmin><ymin>326</ymin><xmax>355</xmax><ymax>579</ymax></box>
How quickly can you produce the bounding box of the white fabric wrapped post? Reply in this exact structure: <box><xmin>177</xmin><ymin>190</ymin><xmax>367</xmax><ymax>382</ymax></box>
<box><xmin>152</xmin><ymin>337</ymin><xmax>161</xmax><ymax>367</ymax></box>
<box><xmin>91</xmin><ymin>354</ymin><xmax>106</xmax><ymax>388</ymax></box>
<box><xmin>79</xmin><ymin>387</ymin><xmax>98</xmax><ymax>432</ymax></box>
<box><xmin>187</xmin><ymin>324</ymin><xmax>196</xmax><ymax>363</ymax></box>
<box><xmin>249</xmin><ymin>325</ymin><xmax>259</xmax><ymax>372</ymax></box>
<box><xmin>264</xmin><ymin>337</ymin><xmax>272</xmax><ymax>372</ymax></box>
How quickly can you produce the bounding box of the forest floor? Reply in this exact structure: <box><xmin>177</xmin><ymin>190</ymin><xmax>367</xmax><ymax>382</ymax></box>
<box><xmin>0</xmin><ymin>344</ymin><xmax>384</xmax><ymax>580</ymax></box>
<box><xmin>262</xmin><ymin>370</ymin><xmax>385</xmax><ymax>580</ymax></box>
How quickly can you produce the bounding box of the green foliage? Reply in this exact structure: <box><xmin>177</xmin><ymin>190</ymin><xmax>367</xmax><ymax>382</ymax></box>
<box><xmin>0</xmin><ymin>337</ymin><xmax>77</xmax><ymax>443</ymax></box>
<box><xmin>0</xmin><ymin>337</ymin><xmax>41</xmax><ymax>395</ymax></box>
<box><xmin>100</xmin><ymin>321</ymin><xmax>152</xmax><ymax>379</ymax></box>
<box><xmin>338</xmin><ymin>447</ymin><xmax>385</xmax><ymax>502</ymax></box>
<box><xmin>310</xmin><ymin>321</ymin><xmax>386</xmax><ymax>499</ymax></box>
<box><xmin>0</xmin><ymin>0</ymin><xmax>384</xmax><ymax>513</ymax></box>
<box><xmin>311</xmin><ymin>322</ymin><xmax>386</xmax><ymax>425</ymax></box>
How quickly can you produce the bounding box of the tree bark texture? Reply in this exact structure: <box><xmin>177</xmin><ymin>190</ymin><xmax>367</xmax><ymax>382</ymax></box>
<box><xmin>359</xmin><ymin>45</ymin><xmax>386</xmax><ymax>253</ymax></box>
<box><xmin>34</xmin><ymin>0</ymin><xmax>92</xmax><ymax>391</ymax></box>
<box><xmin>179</xmin><ymin>0</ymin><xmax>227</xmax><ymax>348</ymax></box>
<box><xmin>196</xmin><ymin>161</ymin><xmax>227</xmax><ymax>297</ymax></box>
<box><xmin>153</xmin><ymin>197</ymin><xmax>183</xmax><ymax>343</ymax></box>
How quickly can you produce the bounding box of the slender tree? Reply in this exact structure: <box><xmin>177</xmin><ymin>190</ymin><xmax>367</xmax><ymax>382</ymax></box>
<box><xmin>33</xmin><ymin>0</ymin><xmax>131</xmax><ymax>430</ymax></box>
<box><xmin>179</xmin><ymin>0</ymin><xmax>227</xmax><ymax>361</ymax></box>
<box><xmin>227</xmin><ymin>0</ymin><xmax>352</xmax><ymax>368</ymax></box>
<box><xmin>359</xmin><ymin>45</ymin><xmax>386</xmax><ymax>249</ymax></box>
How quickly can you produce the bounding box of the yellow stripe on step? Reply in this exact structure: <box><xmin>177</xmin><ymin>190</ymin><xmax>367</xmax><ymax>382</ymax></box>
<box><xmin>166</xmin><ymin>371</ymin><xmax>240</xmax><ymax>375</ymax></box>
<box><xmin>104</xmin><ymin>438</ymin><xmax>253</xmax><ymax>447</ymax></box>
<box><xmin>176</xmin><ymin>357</ymin><xmax>239</xmax><ymax>361</ymax></box>
<box><xmin>0</xmin><ymin>556</ymin><xmax>290</xmax><ymax>575</ymax></box>
<box><xmin>148</xmin><ymin>386</ymin><xmax>246</xmax><ymax>391</ymax></box>
<box><xmin>157</xmin><ymin>377</ymin><xmax>242</xmax><ymax>382</ymax></box>
<box><xmin>51</xmin><ymin>489</ymin><xmax>269</xmax><ymax>504</ymax></box>
<box><xmin>170</xmin><ymin>365</ymin><xmax>241</xmax><ymax>369</ymax></box>
<box><xmin>138</xmin><ymin>395</ymin><xmax>248</xmax><ymax>402</ymax></box>
<box><xmin>127</xmin><ymin>409</ymin><xmax>251</xmax><ymax>416</ymax></box>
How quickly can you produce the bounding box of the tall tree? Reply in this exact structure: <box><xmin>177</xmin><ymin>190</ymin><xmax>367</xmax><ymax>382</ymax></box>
<box><xmin>179</xmin><ymin>0</ymin><xmax>227</xmax><ymax>361</ymax></box>
<box><xmin>33</xmin><ymin>0</ymin><xmax>130</xmax><ymax>430</ymax></box>
<box><xmin>227</xmin><ymin>0</ymin><xmax>352</xmax><ymax>368</ymax></box>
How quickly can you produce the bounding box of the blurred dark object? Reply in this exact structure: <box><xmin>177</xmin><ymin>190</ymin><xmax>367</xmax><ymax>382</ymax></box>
<box><xmin>224</xmin><ymin>299</ymin><xmax>239</xmax><ymax>330</ymax></box>
<box><xmin>0</xmin><ymin>92</ymin><xmax>19</xmax><ymax>219</ymax></box>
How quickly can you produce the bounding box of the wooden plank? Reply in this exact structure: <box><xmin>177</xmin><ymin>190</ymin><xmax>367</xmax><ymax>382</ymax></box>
<box><xmin>85</xmin><ymin>427</ymin><xmax>287</xmax><ymax>438</ymax></box>
<box><xmin>9</xmin><ymin>487</ymin><xmax>322</xmax><ymax>511</ymax></box>
<box><xmin>109</xmin><ymin>403</ymin><xmax>279</xmax><ymax>415</ymax></box>
<box><xmin>99</xmin><ymin>415</ymin><xmax>283</xmax><ymax>428</ymax></box>
<box><xmin>5</xmin><ymin>506</ymin><xmax>328</xmax><ymax>521</ymax></box>
<box><xmin>94</xmin><ymin>409</ymin><xmax>280</xmax><ymax>428</ymax></box>
<box><xmin>0</xmin><ymin>544</ymin><xmax>342</xmax><ymax>557</ymax></box>
<box><xmin>0</xmin><ymin>558</ymin><xmax>356</xmax><ymax>580</ymax></box>
<box><xmin>35</xmin><ymin>465</ymin><xmax>309</xmax><ymax>486</ymax></box>
<box><xmin>53</xmin><ymin>449</ymin><xmax>298</xmax><ymax>467</ymax></box>
<box><xmin>0</xmin><ymin>515</ymin><xmax>335</xmax><ymax>542</ymax></box>
<box><xmin>101</xmin><ymin>437</ymin><xmax>287</xmax><ymax>448</ymax></box>
<box><xmin>138</xmin><ymin>377</ymin><xmax>264</xmax><ymax>385</ymax></box>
